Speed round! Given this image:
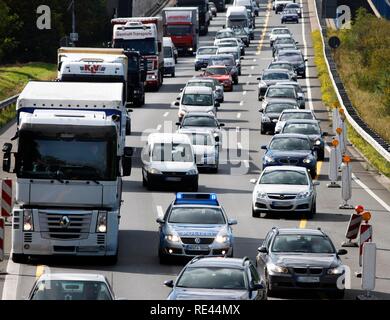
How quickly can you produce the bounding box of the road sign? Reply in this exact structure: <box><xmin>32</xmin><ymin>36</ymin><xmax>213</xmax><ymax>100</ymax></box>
<box><xmin>329</xmin><ymin>36</ymin><xmax>341</xmax><ymax>49</ymax></box>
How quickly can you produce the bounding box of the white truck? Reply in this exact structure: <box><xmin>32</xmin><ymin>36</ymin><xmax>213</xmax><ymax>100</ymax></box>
<box><xmin>2</xmin><ymin>81</ymin><xmax>133</xmax><ymax>264</ymax></box>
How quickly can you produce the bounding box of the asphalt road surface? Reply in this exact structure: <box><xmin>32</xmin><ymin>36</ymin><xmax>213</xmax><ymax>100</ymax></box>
<box><xmin>1</xmin><ymin>0</ymin><xmax>390</xmax><ymax>300</ymax></box>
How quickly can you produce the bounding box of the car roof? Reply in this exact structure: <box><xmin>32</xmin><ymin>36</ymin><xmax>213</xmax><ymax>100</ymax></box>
<box><xmin>275</xmin><ymin>228</ymin><xmax>326</xmax><ymax>236</ymax></box>
<box><xmin>276</xmin><ymin>81</ymin><xmax>299</xmax><ymax>85</ymax></box>
<box><xmin>272</xmin><ymin>133</ymin><xmax>310</xmax><ymax>139</ymax></box>
<box><xmin>281</xmin><ymin>109</ymin><xmax>312</xmax><ymax>114</ymax></box>
<box><xmin>278</xmin><ymin>49</ymin><xmax>302</xmax><ymax>54</ymax></box>
<box><xmin>217</xmin><ymin>38</ymin><xmax>239</xmax><ymax>42</ymax></box>
<box><xmin>268</xmin><ymin>84</ymin><xmax>296</xmax><ymax>89</ymax></box>
<box><xmin>270</xmin><ymin>60</ymin><xmax>294</xmax><ymax>65</ymax></box>
<box><xmin>207</xmin><ymin>64</ymin><xmax>229</xmax><ymax>69</ymax></box>
<box><xmin>284</xmin><ymin>119</ymin><xmax>319</xmax><ymax>124</ymax></box>
<box><xmin>211</xmin><ymin>54</ymin><xmax>234</xmax><ymax>59</ymax></box>
<box><xmin>217</xmin><ymin>28</ymin><xmax>233</xmax><ymax>33</ymax></box>
<box><xmin>263</xmin><ymin>165</ymin><xmax>308</xmax><ymax>173</ymax></box>
<box><xmin>188</xmin><ymin>78</ymin><xmax>214</xmax><ymax>83</ymax></box>
<box><xmin>217</xmin><ymin>47</ymin><xmax>238</xmax><ymax>52</ymax></box>
<box><xmin>37</xmin><ymin>273</ymin><xmax>107</xmax><ymax>282</ymax></box>
<box><xmin>148</xmin><ymin>132</ymin><xmax>191</xmax><ymax>144</ymax></box>
<box><xmin>188</xmin><ymin>257</ymin><xmax>247</xmax><ymax>269</ymax></box>
<box><xmin>184</xmin><ymin>86</ymin><xmax>213</xmax><ymax>94</ymax></box>
<box><xmin>271</xmin><ymin>27</ymin><xmax>289</xmax><ymax>32</ymax></box>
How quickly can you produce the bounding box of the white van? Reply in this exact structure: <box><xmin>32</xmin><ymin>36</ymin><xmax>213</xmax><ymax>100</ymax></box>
<box><xmin>163</xmin><ymin>37</ymin><xmax>176</xmax><ymax>77</ymax></box>
<box><xmin>142</xmin><ymin>133</ymin><xmax>199</xmax><ymax>190</ymax></box>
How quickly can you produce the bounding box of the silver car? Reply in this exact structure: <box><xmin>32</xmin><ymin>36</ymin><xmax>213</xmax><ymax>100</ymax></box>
<box><xmin>28</xmin><ymin>273</ymin><xmax>116</xmax><ymax>300</ymax></box>
<box><xmin>275</xmin><ymin>109</ymin><xmax>317</xmax><ymax>134</ymax></box>
<box><xmin>251</xmin><ymin>166</ymin><xmax>319</xmax><ymax>218</ymax></box>
<box><xmin>183</xmin><ymin>78</ymin><xmax>224</xmax><ymax>103</ymax></box>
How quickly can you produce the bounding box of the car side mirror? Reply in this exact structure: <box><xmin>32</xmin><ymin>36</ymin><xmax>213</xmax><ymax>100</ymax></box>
<box><xmin>122</xmin><ymin>147</ymin><xmax>133</xmax><ymax>176</ymax></box>
<box><xmin>215</xmin><ymin>101</ymin><xmax>220</xmax><ymax>107</ymax></box>
<box><xmin>251</xmin><ymin>282</ymin><xmax>265</xmax><ymax>291</ymax></box>
<box><xmin>176</xmin><ymin>96</ymin><xmax>181</xmax><ymax>100</ymax></box>
<box><xmin>257</xmin><ymin>246</ymin><xmax>268</xmax><ymax>254</ymax></box>
<box><xmin>304</xmin><ymin>58</ymin><xmax>308</xmax><ymax>62</ymax></box>
<box><xmin>127</xmin><ymin>108</ymin><xmax>133</xmax><ymax>113</ymax></box>
<box><xmin>228</xmin><ymin>219</ymin><xmax>237</xmax><ymax>225</ymax></box>
<box><xmin>257</xmin><ymin>77</ymin><xmax>261</xmax><ymax>80</ymax></box>
<box><xmin>261</xmin><ymin>145</ymin><xmax>267</xmax><ymax>150</ymax></box>
<box><xmin>175</xmin><ymin>122</ymin><xmax>181</xmax><ymax>126</ymax></box>
<box><xmin>240</xmin><ymin>57</ymin><xmax>244</xmax><ymax>60</ymax></box>
<box><xmin>180</xmin><ymin>88</ymin><xmax>184</xmax><ymax>92</ymax></box>
<box><xmin>2</xmin><ymin>143</ymin><xmax>12</xmax><ymax>173</ymax></box>
<box><xmin>313</xmin><ymin>181</ymin><xmax>320</xmax><ymax>186</ymax></box>
<box><xmin>214</xmin><ymin>136</ymin><xmax>220</xmax><ymax>142</ymax></box>
<box><xmin>337</xmin><ymin>249</ymin><xmax>348</xmax><ymax>256</ymax></box>
<box><xmin>295</xmin><ymin>41</ymin><xmax>299</xmax><ymax>44</ymax></box>
<box><xmin>258</xmin><ymin>109</ymin><xmax>263</xmax><ymax>113</ymax></box>
<box><xmin>164</xmin><ymin>280</ymin><xmax>174</xmax><ymax>288</ymax></box>
<box><xmin>219</xmin><ymin>123</ymin><xmax>225</xmax><ymax>127</ymax></box>
<box><xmin>174</xmin><ymin>101</ymin><xmax>180</xmax><ymax>106</ymax></box>
<box><xmin>156</xmin><ymin>217</ymin><xmax>165</xmax><ymax>224</ymax></box>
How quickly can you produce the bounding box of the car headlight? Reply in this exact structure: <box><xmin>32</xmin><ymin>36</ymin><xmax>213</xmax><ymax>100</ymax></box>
<box><xmin>147</xmin><ymin>167</ymin><xmax>162</xmax><ymax>175</ymax></box>
<box><xmin>215</xmin><ymin>234</ymin><xmax>229</xmax><ymax>244</ymax></box>
<box><xmin>264</xmin><ymin>155</ymin><xmax>275</xmax><ymax>163</ymax></box>
<box><xmin>166</xmin><ymin>233</ymin><xmax>181</xmax><ymax>242</ymax></box>
<box><xmin>296</xmin><ymin>191</ymin><xmax>312</xmax><ymax>199</ymax></box>
<box><xmin>256</xmin><ymin>191</ymin><xmax>267</xmax><ymax>199</ymax></box>
<box><xmin>303</xmin><ymin>157</ymin><xmax>312</xmax><ymax>164</ymax></box>
<box><xmin>268</xmin><ymin>263</ymin><xmax>289</xmax><ymax>274</ymax></box>
<box><xmin>186</xmin><ymin>169</ymin><xmax>198</xmax><ymax>175</ymax></box>
<box><xmin>314</xmin><ymin>139</ymin><xmax>321</xmax><ymax>146</ymax></box>
<box><xmin>150</xmin><ymin>75</ymin><xmax>157</xmax><ymax>79</ymax></box>
<box><xmin>327</xmin><ymin>265</ymin><xmax>344</xmax><ymax>275</ymax></box>
<box><xmin>262</xmin><ymin>116</ymin><xmax>271</xmax><ymax>123</ymax></box>
<box><xmin>23</xmin><ymin>209</ymin><xmax>33</xmax><ymax>231</ymax></box>
<box><xmin>178</xmin><ymin>110</ymin><xmax>186</xmax><ymax>117</ymax></box>
<box><xmin>96</xmin><ymin>211</ymin><xmax>107</xmax><ymax>233</ymax></box>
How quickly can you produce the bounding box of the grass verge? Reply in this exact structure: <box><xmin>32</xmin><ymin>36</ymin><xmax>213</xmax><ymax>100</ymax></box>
<box><xmin>0</xmin><ymin>62</ymin><xmax>56</xmax><ymax>129</ymax></box>
<box><xmin>311</xmin><ymin>30</ymin><xmax>390</xmax><ymax>178</ymax></box>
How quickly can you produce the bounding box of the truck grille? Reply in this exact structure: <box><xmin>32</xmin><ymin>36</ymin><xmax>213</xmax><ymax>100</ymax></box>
<box><xmin>39</xmin><ymin>212</ymin><xmax>92</xmax><ymax>240</ymax></box>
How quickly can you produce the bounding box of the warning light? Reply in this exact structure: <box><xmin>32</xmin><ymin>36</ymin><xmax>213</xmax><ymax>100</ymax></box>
<box><xmin>342</xmin><ymin>155</ymin><xmax>351</xmax><ymax>163</ymax></box>
<box><xmin>332</xmin><ymin>139</ymin><xmax>339</xmax><ymax>147</ymax></box>
<box><xmin>336</xmin><ymin>127</ymin><xmax>342</xmax><ymax>135</ymax></box>
<box><xmin>338</xmin><ymin>108</ymin><xmax>345</xmax><ymax>114</ymax></box>
<box><xmin>361</xmin><ymin>211</ymin><xmax>371</xmax><ymax>222</ymax></box>
<box><xmin>355</xmin><ymin>205</ymin><xmax>364</xmax><ymax>214</ymax></box>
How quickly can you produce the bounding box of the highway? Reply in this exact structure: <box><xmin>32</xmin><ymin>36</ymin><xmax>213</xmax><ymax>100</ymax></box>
<box><xmin>1</xmin><ymin>0</ymin><xmax>390</xmax><ymax>300</ymax></box>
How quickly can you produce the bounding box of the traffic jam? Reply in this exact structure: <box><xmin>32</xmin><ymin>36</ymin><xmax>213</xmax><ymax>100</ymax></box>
<box><xmin>0</xmin><ymin>0</ymin><xmax>382</xmax><ymax>302</ymax></box>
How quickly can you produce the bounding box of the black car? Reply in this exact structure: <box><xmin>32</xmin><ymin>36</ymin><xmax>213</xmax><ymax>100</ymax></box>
<box><xmin>256</xmin><ymin>228</ymin><xmax>347</xmax><ymax>299</ymax></box>
<box><xmin>280</xmin><ymin>119</ymin><xmax>328</xmax><ymax>160</ymax></box>
<box><xmin>259</xmin><ymin>100</ymin><xmax>299</xmax><ymax>134</ymax></box>
<box><xmin>268</xmin><ymin>61</ymin><xmax>297</xmax><ymax>80</ymax></box>
<box><xmin>281</xmin><ymin>9</ymin><xmax>299</xmax><ymax>23</ymax></box>
<box><xmin>164</xmin><ymin>256</ymin><xmax>267</xmax><ymax>300</ymax></box>
<box><xmin>285</xmin><ymin>2</ymin><xmax>302</xmax><ymax>18</ymax></box>
<box><xmin>272</xmin><ymin>37</ymin><xmax>298</xmax><ymax>57</ymax></box>
<box><xmin>275</xmin><ymin>49</ymin><xmax>307</xmax><ymax>78</ymax></box>
<box><xmin>257</xmin><ymin>69</ymin><xmax>293</xmax><ymax>100</ymax></box>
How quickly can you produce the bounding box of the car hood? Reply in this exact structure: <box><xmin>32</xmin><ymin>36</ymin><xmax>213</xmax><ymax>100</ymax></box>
<box><xmin>255</xmin><ymin>184</ymin><xmax>308</xmax><ymax>194</ymax></box>
<box><xmin>272</xmin><ymin>253</ymin><xmax>339</xmax><ymax>268</ymax></box>
<box><xmin>148</xmin><ymin>162</ymin><xmax>195</xmax><ymax>172</ymax></box>
<box><xmin>170</xmin><ymin>224</ymin><xmax>224</xmax><ymax>237</ymax></box>
<box><xmin>263</xmin><ymin>79</ymin><xmax>286</xmax><ymax>86</ymax></box>
<box><xmin>182</xmin><ymin>105</ymin><xmax>215</xmax><ymax>113</ymax></box>
<box><xmin>209</xmin><ymin>75</ymin><xmax>231</xmax><ymax>81</ymax></box>
<box><xmin>264</xmin><ymin>98</ymin><xmax>297</xmax><ymax>105</ymax></box>
<box><xmin>169</xmin><ymin>288</ymin><xmax>248</xmax><ymax>300</ymax></box>
<box><xmin>268</xmin><ymin>150</ymin><xmax>312</xmax><ymax>158</ymax></box>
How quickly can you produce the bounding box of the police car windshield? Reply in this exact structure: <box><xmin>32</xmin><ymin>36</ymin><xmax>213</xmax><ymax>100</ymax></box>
<box><xmin>168</xmin><ymin>207</ymin><xmax>225</xmax><ymax>224</ymax></box>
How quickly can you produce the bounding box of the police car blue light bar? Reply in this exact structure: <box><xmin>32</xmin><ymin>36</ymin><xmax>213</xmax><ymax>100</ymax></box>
<box><xmin>174</xmin><ymin>193</ymin><xmax>219</xmax><ymax>205</ymax></box>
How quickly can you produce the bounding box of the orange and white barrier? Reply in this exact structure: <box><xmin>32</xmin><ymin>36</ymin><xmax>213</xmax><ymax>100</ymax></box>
<box><xmin>342</xmin><ymin>205</ymin><xmax>364</xmax><ymax>247</ymax></box>
<box><xmin>359</xmin><ymin>212</ymin><xmax>373</xmax><ymax>267</ymax></box>
<box><xmin>1</xmin><ymin>179</ymin><xmax>12</xmax><ymax>218</ymax></box>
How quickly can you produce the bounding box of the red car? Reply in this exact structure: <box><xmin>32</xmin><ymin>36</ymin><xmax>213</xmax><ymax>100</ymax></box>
<box><xmin>202</xmin><ymin>65</ymin><xmax>233</xmax><ymax>92</ymax></box>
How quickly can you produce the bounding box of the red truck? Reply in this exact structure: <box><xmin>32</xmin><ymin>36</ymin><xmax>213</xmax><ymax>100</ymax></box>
<box><xmin>162</xmin><ymin>7</ymin><xmax>199</xmax><ymax>56</ymax></box>
<box><xmin>112</xmin><ymin>17</ymin><xmax>164</xmax><ymax>91</ymax></box>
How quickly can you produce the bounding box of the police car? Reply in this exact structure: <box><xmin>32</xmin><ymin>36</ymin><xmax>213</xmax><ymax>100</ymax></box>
<box><xmin>156</xmin><ymin>193</ymin><xmax>237</xmax><ymax>264</ymax></box>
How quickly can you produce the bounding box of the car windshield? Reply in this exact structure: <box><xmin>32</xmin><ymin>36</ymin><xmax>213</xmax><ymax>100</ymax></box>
<box><xmin>266</xmin><ymin>87</ymin><xmax>295</xmax><ymax>98</ymax></box>
<box><xmin>216</xmin><ymin>31</ymin><xmax>234</xmax><ymax>39</ymax></box>
<box><xmin>275</xmin><ymin>38</ymin><xmax>295</xmax><ymax>45</ymax></box>
<box><xmin>218</xmin><ymin>43</ymin><xmax>237</xmax><ymax>48</ymax></box>
<box><xmin>266</xmin><ymin>103</ymin><xmax>297</xmax><ymax>113</ymax></box>
<box><xmin>187</xmin><ymin>82</ymin><xmax>214</xmax><ymax>89</ymax></box>
<box><xmin>283</xmin><ymin>9</ymin><xmax>297</xmax><ymax>14</ymax></box>
<box><xmin>287</xmin><ymin>4</ymin><xmax>300</xmax><ymax>9</ymax></box>
<box><xmin>269</xmin><ymin>64</ymin><xmax>293</xmax><ymax>71</ymax></box>
<box><xmin>152</xmin><ymin>143</ymin><xmax>193</xmax><ymax>162</ymax></box>
<box><xmin>198</xmin><ymin>47</ymin><xmax>218</xmax><ymax>55</ymax></box>
<box><xmin>182</xmin><ymin>93</ymin><xmax>213</xmax><ymax>106</ymax></box>
<box><xmin>168</xmin><ymin>207</ymin><xmax>225</xmax><ymax>224</ymax></box>
<box><xmin>263</xmin><ymin>72</ymin><xmax>289</xmax><ymax>80</ymax></box>
<box><xmin>281</xmin><ymin>112</ymin><xmax>314</xmax><ymax>121</ymax></box>
<box><xmin>30</xmin><ymin>280</ymin><xmax>112</xmax><ymax>300</ymax></box>
<box><xmin>272</xmin><ymin>29</ymin><xmax>290</xmax><ymax>35</ymax></box>
<box><xmin>260</xmin><ymin>170</ymin><xmax>308</xmax><ymax>185</ymax></box>
<box><xmin>209</xmin><ymin>58</ymin><xmax>234</xmax><ymax>67</ymax></box>
<box><xmin>269</xmin><ymin>137</ymin><xmax>311</xmax><ymax>151</ymax></box>
<box><xmin>206</xmin><ymin>67</ymin><xmax>228</xmax><ymax>75</ymax></box>
<box><xmin>283</xmin><ymin>123</ymin><xmax>321</xmax><ymax>135</ymax></box>
<box><xmin>185</xmin><ymin>133</ymin><xmax>214</xmax><ymax>146</ymax></box>
<box><xmin>164</xmin><ymin>47</ymin><xmax>173</xmax><ymax>58</ymax></box>
<box><xmin>182</xmin><ymin>116</ymin><xmax>218</xmax><ymax>128</ymax></box>
<box><xmin>176</xmin><ymin>267</ymin><xmax>246</xmax><ymax>290</ymax></box>
<box><xmin>166</xmin><ymin>25</ymin><xmax>192</xmax><ymax>36</ymax></box>
<box><xmin>272</xmin><ymin>235</ymin><xmax>335</xmax><ymax>253</ymax></box>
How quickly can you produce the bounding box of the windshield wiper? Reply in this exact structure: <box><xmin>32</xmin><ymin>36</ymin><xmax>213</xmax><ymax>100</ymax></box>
<box><xmin>49</xmin><ymin>171</ymin><xmax>64</xmax><ymax>184</ymax></box>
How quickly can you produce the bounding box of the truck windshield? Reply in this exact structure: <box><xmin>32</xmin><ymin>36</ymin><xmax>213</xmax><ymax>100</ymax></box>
<box><xmin>114</xmin><ymin>38</ymin><xmax>156</xmax><ymax>55</ymax></box>
<box><xmin>166</xmin><ymin>25</ymin><xmax>192</xmax><ymax>36</ymax></box>
<box><xmin>228</xmin><ymin>18</ymin><xmax>248</xmax><ymax>28</ymax></box>
<box><xmin>17</xmin><ymin>130</ymin><xmax>117</xmax><ymax>181</ymax></box>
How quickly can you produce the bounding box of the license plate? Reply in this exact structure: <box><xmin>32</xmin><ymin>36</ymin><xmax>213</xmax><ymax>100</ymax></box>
<box><xmin>272</xmin><ymin>201</ymin><xmax>291</xmax><ymax>207</ymax></box>
<box><xmin>297</xmin><ymin>276</ymin><xmax>320</xmax><ymax>283</ymax></box>
<box><xmin>186</xmin><ymin>244</ymin><xmax>209</xmax><ymax>251</ymax></box>
<box><xmin>166</xmin><ymin>177</ymin><xmax>181</xmax><ymax>182</ymax></box>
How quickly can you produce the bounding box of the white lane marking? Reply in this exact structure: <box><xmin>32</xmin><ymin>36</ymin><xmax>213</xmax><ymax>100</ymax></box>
<box><xmin>243</xmin><ymin>91</ymin><xmax>247</xmax><ymax>96</ymax></box>
<box><xmin>156</xmin><ymin>205</ymin><xmax>164</xmax><ymax>218</ymax></box>
<box><xmin>300</xmin><ymin>0</ymin><xmax>314</xmax><ymax>111</ymax></box>
<box><xmin>156</xmin><ymin>124</ymin><xmax>162</xmax><ymax>131</ymax></box>
<box><xmin>163</xmin><ymin>112</ymin><xmax>169</xmax><ymax>117</ymax></box>
<box><xmin>351</xmin><ymin>174</ymin><xmax>390</xmax><ymax>212</ymax></box>
<box><xmin>1</xmin><ymin>258</ymin><xmax>21</xmax><ymax>300</ymax></box>
<box><xmin>239</xmin><ymin>101</ymin><xmax>244</xmax><ymax>106</ymax></box>
<box><xmin>246</xmin><ymin>81</ymin><xmax>250</xmax><ymax>86</ymax></box>
<box><xmin>325</xmin><ymin>144</ymin><xmax>390</xmax><ymax>212</ymax></box>
<box><xmin>237</xmin><ymin>142</ymin><xmax>242</xmax><ymax>149</ymax></box>
<box><xmin>237</xmin><ymin>112</ymin><xmax>241</xmax><ymax>119</ymax></box>
<box><xmin>253</xmin><ymin>58</ymin><xmax>257</xmax><ymax>62</ymax></box>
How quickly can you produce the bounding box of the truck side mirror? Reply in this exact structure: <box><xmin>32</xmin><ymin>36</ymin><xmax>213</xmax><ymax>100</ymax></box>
<box><xmin>2</xmin><ymin>143</ymin><xmax>12</xmax><ymax>173</ymax></box>
<box><xmin>122</xmin><ymin>147</ymin><xmax>133</xmax><ymax>176</ymax></box>
<box><xmin>158</xmin><ymin>42</ymin><xmax>162</xmax><ymax>53</ymax></box>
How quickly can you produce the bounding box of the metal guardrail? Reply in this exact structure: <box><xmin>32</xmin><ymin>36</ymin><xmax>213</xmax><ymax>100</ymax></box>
<box><xmin>313</xmin><ymin>0</ymin><xmax>390</xmax><ymax>162</ymax></box>
<box><xmin>0</xmin><ymin>95</ymin><xmax>18</xmax><ymax>112</ymax></box>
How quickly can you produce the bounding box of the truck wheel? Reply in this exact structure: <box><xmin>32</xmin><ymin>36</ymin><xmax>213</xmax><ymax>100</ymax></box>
<box><xmin>158</xmin><ymin>250</ymin><xmax>170</xmax><ymax>264</ymax></box>
<box><xmin>12</xmin><ymin>253</ymin><xmax>28</xmax><ymax>264</ymax></box>
<box><xmin>252</xmin><ymin>207</ymin><xmax>260</xmax><ymax>218</ymax></box>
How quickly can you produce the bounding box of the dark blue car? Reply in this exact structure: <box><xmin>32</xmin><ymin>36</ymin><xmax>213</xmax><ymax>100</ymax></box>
<box><xmin>261</xmin><ymin>133</ymin><xmax>318</xmax><ymax>178</ymax></box>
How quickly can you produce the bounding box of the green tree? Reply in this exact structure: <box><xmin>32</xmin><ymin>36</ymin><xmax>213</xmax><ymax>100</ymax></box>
<box><xmin>0</xmin><ymin>0</ymin><xmax>21</xmax><ymax>61</ymax></box>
